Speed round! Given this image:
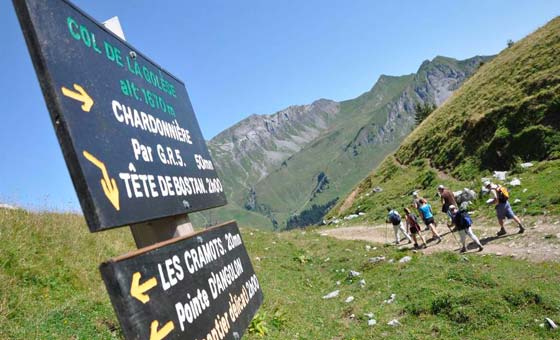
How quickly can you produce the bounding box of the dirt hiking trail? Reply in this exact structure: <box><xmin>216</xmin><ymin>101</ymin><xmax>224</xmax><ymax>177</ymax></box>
<box><xmin>320</xmin><ymin>220</ymin><xmax>560</xmax><ymax>262</ymax></box>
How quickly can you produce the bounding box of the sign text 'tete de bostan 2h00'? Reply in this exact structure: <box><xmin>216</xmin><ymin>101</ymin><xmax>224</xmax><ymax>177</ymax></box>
<box><xmin>13</xmin><ymin>0</ymin><xmax>227</xmax><ymax>232</ymax></box>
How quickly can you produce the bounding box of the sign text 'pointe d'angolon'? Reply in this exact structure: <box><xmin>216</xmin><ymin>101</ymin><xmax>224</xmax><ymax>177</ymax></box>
<box><xmin>13</xmin><ymin>0</ymin><xmax>227</xmax><ymax>232</ymax></box>
<box><xmin>100</xmin><ymin>221</ymin><xmax>263</xmax><ymax>340</ymax></box>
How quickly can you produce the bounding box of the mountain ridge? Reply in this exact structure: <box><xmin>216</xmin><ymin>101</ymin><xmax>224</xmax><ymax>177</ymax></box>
<box><xmin>194</xmin><ymin>54</ymin><xmax>493</xmax><ymax>229</ymax></box>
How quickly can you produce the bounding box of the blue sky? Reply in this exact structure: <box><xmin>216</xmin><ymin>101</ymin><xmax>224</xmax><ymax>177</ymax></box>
<box><xmin>0</xmin><ymin>0</ymin><xmax>558</xmax><ymax>212</ymax></box>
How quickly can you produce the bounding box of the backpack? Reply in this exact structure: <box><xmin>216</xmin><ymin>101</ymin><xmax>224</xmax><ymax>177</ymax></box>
<box><xmin>497</xmin><ymin>186</ymin><xmax>509</xmax><ymax>203</ymax></box>
<box><xmin>459</xmin><ymin>210</ymin><xmax>472</xmax><ymax>229</ymax></box>
<box><xmin>409</xmin><ymin>214</ymin><xmax>420</xmax><ymax>228</ymax></box>
<box><xmin>389</xmin><ymin>211</ymin><xmax>401</xmax><ymax>224</ymax></box>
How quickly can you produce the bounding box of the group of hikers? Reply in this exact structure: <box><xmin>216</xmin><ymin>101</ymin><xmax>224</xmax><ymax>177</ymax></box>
<box><xmin>386</xmin><ymin>181</ymin><xmax>526</xmax><ymax>253</ymax></box>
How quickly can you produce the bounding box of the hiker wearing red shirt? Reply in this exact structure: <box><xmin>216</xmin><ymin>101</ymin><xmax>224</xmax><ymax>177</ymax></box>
<box><xmin>404</xmin><ymin>207</ymin><xmax>427</xmax><ymax>249</ymax></box>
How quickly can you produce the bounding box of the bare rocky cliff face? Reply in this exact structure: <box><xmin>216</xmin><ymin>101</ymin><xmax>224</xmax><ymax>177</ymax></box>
<box><xmin>195</xmin><ymin>55</ymin><xmax>493</xmax><ymax>229</ymax></box>
<box><xmin>348</xmin><ymin>55</ymin><xmax>490</xmax><ymax>152</ymax></box>
<box><xmin>209</xmin><ymin>98</ymin><xmax>339</xmax><ymax>183</ymax></box>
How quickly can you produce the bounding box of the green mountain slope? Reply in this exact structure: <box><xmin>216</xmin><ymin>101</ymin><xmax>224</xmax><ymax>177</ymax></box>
<box><xmin>195</xmin><ymin>55</ymin><xmax>491</xmax><ymax>230</ymax></box>
<box><xmin>333</xmin><ymin>16</ymin><xmax>560</xmax><ymax>222</ymax></box>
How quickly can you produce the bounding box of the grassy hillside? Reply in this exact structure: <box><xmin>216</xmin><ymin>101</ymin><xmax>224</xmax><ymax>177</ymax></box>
<box><xmin>398</xmin><ymin>17</ymin><xmax>560</xmax><ymax>178</ymax></box>
<box><xmin>332</xmin><ymin>17</ymin><xmax>560</xmax><ymax>223</ymax></box>
<box><xmin>1</xmin><ymin>208</ymin><xmax>560</xmax><ymax>339</ymax></box>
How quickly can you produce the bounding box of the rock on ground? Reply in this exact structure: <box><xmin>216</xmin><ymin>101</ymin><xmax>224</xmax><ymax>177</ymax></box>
<box><xmin>322</xmin><ymin>290</ymin><xmax>339</xmax><ymax>299</ymax></box>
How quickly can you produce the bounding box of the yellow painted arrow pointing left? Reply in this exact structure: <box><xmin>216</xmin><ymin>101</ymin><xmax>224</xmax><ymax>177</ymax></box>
<box><xmin>131</xmin><ymin>272</ymin><xmax>157</xmax><ymax>304</ymax></box>
<box><xmin>61</xmin><ymin>83</ymin><xmax>94</xmax><ymax>112</ymax></box>
<box><xmin>150</xmin><ymin>320</ymin><xmax>175</xmax><ymax>340</ymax></box>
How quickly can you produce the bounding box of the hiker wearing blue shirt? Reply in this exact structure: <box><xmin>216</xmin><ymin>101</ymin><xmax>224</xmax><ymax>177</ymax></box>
<box><xmin>386</xmin><ymin>207</ymin><xmax>413</xmax><ymax>245</ymax></box>
<box><xmin>418</xmin><ymin>198</ymin><xmax>442</xmax><ymax>242</ymax></box>
<box><xmin>448</xmin><ymin>205</ymin><xmax>483</xmax><ymax>253</ymax></box>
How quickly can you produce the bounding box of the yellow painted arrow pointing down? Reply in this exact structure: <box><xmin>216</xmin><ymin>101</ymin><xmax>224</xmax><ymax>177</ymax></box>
<box><xmin>82</xmin><ymin>151</ymin><xmax>120</xmax><ymax>211</ymax></box>
<box><xmin>151</xmin><ymin>320</ymin><xmax>175</xmax><ymax>340</ymax></box>
<box><xmin>130</xmin><ymin>272</ymin><xmax>157</xmax><ymax>304</ymax></box>
<box><xmin>61</xmin><ymin>84</ymin><xmax>94</xmax><ymax>112</ymax></box>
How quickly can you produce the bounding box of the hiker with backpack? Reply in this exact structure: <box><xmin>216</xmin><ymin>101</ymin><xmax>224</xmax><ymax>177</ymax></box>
<box><xmin>448</xmin><ymin>205</ymin><xmax>484</xmax><ymax>252</ymax></box>
<box><xmin>484</xmin><ymin>180</ymin><xmax>525</xmax><ymax>236</ymax></box>
<box><xmin>403</xmin><ymin>207</ymin><xmax>427</xmax><ymax>249</ymax></box>
<box><xmin>386</xmin><ymin>207</ymin><xmax>413</xmax><ymax>245</ymax></box>
<box><xmin>417</xmin><ymin>198</ymin><xmax>442</xmax><ymax>242</ymax></box>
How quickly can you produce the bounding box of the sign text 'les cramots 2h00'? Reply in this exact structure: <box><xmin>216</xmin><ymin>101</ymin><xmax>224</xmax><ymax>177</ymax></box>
<box><xmin>101</xmin><ymin>221</ymin><xmax>263</xmax><ymax>340</ymax></box>
<box><xmin>13</xmin><ymin>0</ymin><xmax>227</xmax><ymax>232</ymax></box>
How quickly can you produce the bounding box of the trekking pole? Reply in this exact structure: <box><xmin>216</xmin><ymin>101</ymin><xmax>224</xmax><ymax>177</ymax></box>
<box><xmin>445</xmin><ymin>221</ymin><xmax>462</xmax><ymax>248</ymax></box>
<box><xmin>385</xmin><ymin>222</ymin><xmax>388</xmax><ymax>244</ymax></box>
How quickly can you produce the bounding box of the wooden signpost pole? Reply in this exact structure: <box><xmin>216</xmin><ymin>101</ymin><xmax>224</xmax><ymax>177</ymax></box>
<box><xmin>102</xmin><ymin>17</ymin><xmax>195</xmax><ymax>249</ymax></box>
<box><xmin>130</xmin><ymin>215</ymin><xmax>193</xmax><ymax>248</ymax></box>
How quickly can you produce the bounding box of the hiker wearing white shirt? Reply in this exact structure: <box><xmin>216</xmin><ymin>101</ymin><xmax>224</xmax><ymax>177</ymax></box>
<box><xmin>386</xmin><ymin>207</ymin><xmax>413</xmax><ymax>245</ymax></box>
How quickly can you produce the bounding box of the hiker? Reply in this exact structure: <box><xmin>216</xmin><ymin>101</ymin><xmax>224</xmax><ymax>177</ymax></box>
<box><xmin>404</xmin><ymin>207</ymin><xmax>427</xmax><ymax>249</ymax></box>
<box><xmin>411</xmin><ymin>191</ymin><xmax>428</xmax><ymax>230</ymax></box>
<box><xmin>484</xmin><ymin>180</ymin><xmax>525</xmax><ymax>236</ymax></box>
<box><xmin>386</xmin><ymin>207</ymin><xmax>413</xmax><ymax>245</ymax></box>
<box><xmin>417</xmin><ymin>198</ymin><xmax>442</xmax><ymax>242</ymax></box>
<box><xmin>411</xmin><ymin>191</ymin><xmax>423</xmax><ymax>213</ymax></box>
<box><xmin>448</xmin><ymin>205</ymin><xmax>484</xmax><ymax>252</ymax></box>
<box><xmin>438</xmin><ymin>184</ymin><xmax>457</xmax><ymax>216</ymax></box>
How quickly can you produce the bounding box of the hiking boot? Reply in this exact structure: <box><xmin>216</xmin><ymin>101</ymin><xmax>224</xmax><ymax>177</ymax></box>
<box><xmin>496</xmin><ymin>229</ymin><xmax>507</xmax><ymax>236</ymax></box>
<box><xmin>413</xmin><ymin>243</ymin><xmax>419</xmax><ymax>249</ymax></box>
<box><xmin>436</xmin><ymin>236</ymin><xmax>442</xmax><ymax>244</ymax></box>
<box><xmin>518</xmin><ymin>225</ymin><xmax>525</xmax><ymax>234</ymax></box>
<box><xmin>478</xmin><ymin>246</ymin><xmax>484</xmax><ymax>252</ymax></box>
<box><xmin>460</xmin><ymin>247</ymin><xmax>467</xmax><ymax>253</ymax></box>
<box><xmin>422</xmin><ymin>244</ymin><xmax>428</xmax><ymax>249</ymax></box>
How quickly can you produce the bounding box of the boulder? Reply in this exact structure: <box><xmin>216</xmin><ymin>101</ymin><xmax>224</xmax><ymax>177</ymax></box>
<box><xmin>399</xmin><ymin>256</ymin><xmax>412</xmax><ymax>264</ymax></box>
<box><xmin>493</xmin><ymin>171</ymin><xmax>507</xmax><ymax>181</ymax></box>
<box><xmin>454</xmin><ymin>188</ymin><xmax>477</xmax><ymax>205</ymax></box>
<box><xmin>545</xmin><ymin>317</ymin><xmax>558</xmax><ymax>329</ymax></box>
<box><xmin>322</xmin><ymin>290</ymin><xmax>339</xmax><ymax>299</ymax></box>
<box><xmin>368</xmin><ymin>256</ymin><xmax>386</xmax><ymax>263</ymax></box>
<box><xmin>510</xmin><ymin>178</ymin><xmax>521</xmax><ymax>186</ymax></box>
<box><xmin>387</xmin><ymin>319</ymin><xmax>401</xmax><ymax>327</ymax></box>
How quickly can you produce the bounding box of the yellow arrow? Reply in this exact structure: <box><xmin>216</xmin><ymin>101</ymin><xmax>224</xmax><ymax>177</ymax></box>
<box><xmin>130</xmin><ymin>272</ymin><xmax>157</xmax><ymax>304</ymax></box>
<box><xmin>61</xmin><ymin>84</ymin><xmax>94</xmax><ymax>112</ymax></box>
<box><xmin>150</xmin><ymin>320</ymin><xmax>174</xmax><ymax>340</ymax></box>
<box><xmin>82</xmin><ymin>150</ymin><xmax>120</xmax><ymax>211</ymax></box>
